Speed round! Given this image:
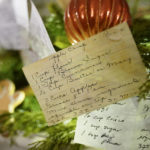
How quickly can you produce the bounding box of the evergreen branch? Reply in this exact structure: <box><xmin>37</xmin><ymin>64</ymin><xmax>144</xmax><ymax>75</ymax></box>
<box><xmin>44</xmin><ymin>3</ymin><xmax>71</xmax><ymax>50</ymax></box>
<box><xmin>28</xmin><ymin>119</ymin><xmax>84</xmax><ymax>150</ymax></box>
<box><xmin>0</xmin><ymin>50</ymin><xmax>27</xmax><ymax>89</ymax></box>
<box><xmin>132</xmin><ymin>18</ymin><xmax>150</xmax><ymax>100</ymax></box>
<box><xmin>0</xmin><ymin>95</ymin><xmax>83</xmax><ymax>150</ymax></box>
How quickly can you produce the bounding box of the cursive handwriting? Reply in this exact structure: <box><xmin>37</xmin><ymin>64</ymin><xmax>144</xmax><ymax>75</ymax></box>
<box><xmin>23</xmin><ymin>23</ymin><xmax>147</xmax><ymax>126</ymax></box>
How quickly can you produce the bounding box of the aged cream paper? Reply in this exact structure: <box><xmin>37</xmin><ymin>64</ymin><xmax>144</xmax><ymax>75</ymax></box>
<box><xmin>23</xmin><ymin>23</ymin><xmax>147</xmax><ymax>126</ymax></box>
<box><xmin>74</xmin><ymin>97</ymin><xmax>150</xmax><ymax>150</ymax></box>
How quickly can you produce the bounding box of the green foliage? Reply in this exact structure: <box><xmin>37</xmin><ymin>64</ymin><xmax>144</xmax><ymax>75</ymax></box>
<box><xmin>0</xmin><ymin>95</ymin><xmax>45</xmax><ymax>139</ymax></box>
<box><xmin>28</xmin><ymin>119</ymin><xmax>83</xmax><ymax>150</ymax></box>
<box><xmin>0</xmin><ymin>50</ymin><xmax>27</xmax><ymax>89</ymax></box>
<box><xmin>44</xmin><ymin>3</ymin><xmax>71</xmax><ymax>50</ymax></box>
<box><xmin>132</xmin><ymin>18</ymin><xmax>150</xmax><ymax>99</ymax></box>
<box><xmin>0</xmin><ymin>110</ymin><xmax>46</xmax><ymax>138</ymax></box>
<box><xmin>0</xmin><ymin>95</ymin><xmax>82</xmax><ymax>150</ymax></box>
<box><xmin>20</xmin><ymin>95</ymin><xmax>41</xmax><ymax>112</ymax></box>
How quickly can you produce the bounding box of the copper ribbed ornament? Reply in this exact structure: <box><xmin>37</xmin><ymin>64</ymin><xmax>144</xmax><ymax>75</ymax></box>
<box><xmin>65</xmin><ymin>0</ymin><xmax>132</xmax><ymax>44</ymax></box>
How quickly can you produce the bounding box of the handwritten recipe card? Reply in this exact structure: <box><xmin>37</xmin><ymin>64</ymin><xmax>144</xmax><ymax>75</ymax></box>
<box><xmin>23</xmin><ymin>23</ymin><xmax>147</xmax><ymax>126</ymax></box>
<box><xmin>74</xmin><ymin>98</ymin><xmax>150</xmax><ymax>150</ymax></box>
